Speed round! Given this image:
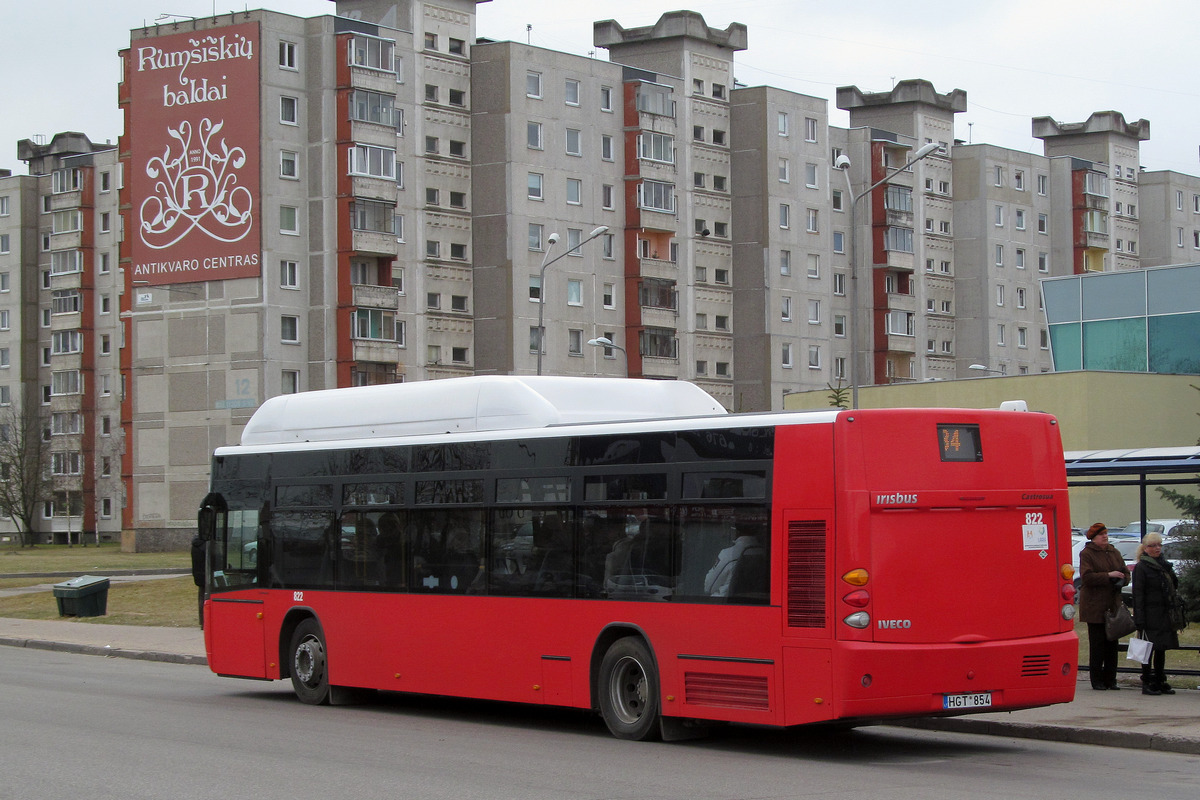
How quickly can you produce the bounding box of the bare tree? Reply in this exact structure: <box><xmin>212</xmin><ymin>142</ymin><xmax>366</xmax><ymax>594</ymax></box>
<box><xmin>0</xmin><ymin>402</ymin><xmax>52</xmax><ymax>547</ymax></box>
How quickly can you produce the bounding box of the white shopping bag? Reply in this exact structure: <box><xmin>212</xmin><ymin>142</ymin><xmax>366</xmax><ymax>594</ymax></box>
<box><xmin>1126</xmin><ymin>636</ymin><xmax>1153</xmax><ymax>664</ymax></box>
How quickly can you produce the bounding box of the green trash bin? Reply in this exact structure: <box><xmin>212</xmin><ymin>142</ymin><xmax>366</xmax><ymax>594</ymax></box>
<box><xmin>52</xmin><ymin>575</ymin><xmax>110</xmax><ymax>617</ymax></box>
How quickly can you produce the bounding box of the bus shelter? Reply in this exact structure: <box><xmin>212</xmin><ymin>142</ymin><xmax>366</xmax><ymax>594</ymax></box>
<box><xmin>1064</xmin><ymin>446</ymin><xmax>1200</xmax><ymax>530</ymax></box>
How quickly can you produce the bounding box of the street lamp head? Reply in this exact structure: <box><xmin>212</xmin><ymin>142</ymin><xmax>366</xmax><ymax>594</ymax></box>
<box><xmin>588</xmin><ymin>225</ymin><xmax>609</xmax><ymax>238</ymax></box>
<box><xmin>546</xmin><ymin>232</ymin><xmax>560</xmax><ymax>245</ymax></box>
<box><xmin>968</xmin><ymin>364</ymin><xmax>988</xmax><ymax>371</ymax></box>
<box><xmin>914</xmin><ymin>142</ymin><xmax>940</xmax><ymax>159</ymax></box>
<box><xmin>587</xmin><ymin>337</ymin><xmax>613</xmax><ymax>347</ymax></box>
<box><xmin>834</xmin><ymin>154</ymin><xmax>851</xmax><ymax>170</ymax></box>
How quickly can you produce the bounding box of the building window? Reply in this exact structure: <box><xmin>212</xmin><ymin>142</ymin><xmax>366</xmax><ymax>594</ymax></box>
<box><xmin>448</xmin><ymin>89</ymin><xmax>466</xmax><ymax>107</ymax></box>
<box><xmin>806</xmin><ymin>209</ymin><xmax>819</xmax><ymax>233</ymax></box>
<box><xmin>603</xmin><ymin>283</ymin><xmax>615</xmax><ymax>308</ymax></box>
<box><xmin>601</xmin><ymin>134</ymin><xmax>614</xmax><ymax>161</ymax></box>
<box><xmin>449</xmin><ymin>38</ymin><xmax>466</xmax><ymax>56</ymax></box>
<box><xmin>452</xmin><ymin>347</ymin><xmax>469</xmax><ymax>364</ymax></box>
<box><xmin>805</xmin><ymin>163</ymin><xmax>818</xmax><ymax>188</ymax></box>
<box><xmin>568</xmin><ymin>329</ymin><xmax>583</xmax><ymax>356</ymax></box>
<box><xmin>280</xmin><ymin>150</ymin><xmax>298</xmax><ymax>178</ymax></box>
<box><xmin>349</xmin><ymin>144</ymin><xmax>397</xmax><ymax>179</ymax></box>
<box><xmin>280</xmin><ymin>206</ymin><xmax>298</xmax><ymax>235</ymax></box>
<box><xmin>779</xmin><ymin>203</ymin><xmax>790</xmax><ymax>229</ymax></box>
<box><xmin>777</xmin><ymin>112</ymin><xmax>789</xmax><ymax>136</ymax></box>
<box><xmin>282</xmin><ymin>371</ymin><xmax>299</xmax><ymax>394</ymax></box>
<box><xmin>565</xmin><ymin>79</ymin><xmax>580</xmax><ymax>106</ymax></box>
<box><xmin>808</xmin><ymin>299</ymin><xmax>821</xmax><ymax>324</ymax></box>
<box><xmin>834</xmin><ymin>315</ymin><xmax>847</xmax><ymax>337</ymax></box>
<box><xmin>279</xmin><ymin>260</ymin><xmax>298</xmax><ymax>287</ymax></box>
<box><xmin>426</xmin><ymin>292</ymin><xmax>441</xmax><ymax>309</ymax></box>
<box><xmin>567</xmin><ymin>178</ymin><xmax>582</xmax><ymax>205</ymax></box>
<box><xmin>806</xmin><ymin>253</ymin><xmax>819</xmax><ymax>278</ymax></box>
<box><xmin>805</xmin><ymin>117</ymin><xmax>818</xmax><ymax>142</ymax></box>
<box><xmin>638</xmin><ymin>181</ymin><xmax>675</xmax><ymax>213</ymax></box>
<box><xmin>280</xmin><ymin>96</ymin><xmax>298</xmax><ymax>124</ymax></box>
<box><xmin>526</xmin><ymin>71</ymin><xmax>542</xmax><ymax>98</ymax></box>
<box><xmin>778</xmin><ymin>158</ymin><xmax>789</xmax><ymax>183</ymax></box>
<box><xmin>527</xmin><ymin>121</ymin><xmax>543</xmax><ymax>149</ymax></box>
<box><xmin>450</xmin><ymin>243</ymin><xmax>467</xmax><ymax>260</ymax></box>
<box><xmin>639</xmin><ymin>132</ymin><xmax>674</xmax><ymax>163</ymax></box>
<box><xmin>833</xmin><ymin>272</ymin><xmax>846</xmax><ymax>296</ymax></box>
<box><xmin>279</xmin><ymin>41</ymin><xmax>297</xmax><ymax>69</ymax></box>
<box><xmin>780</xmin><ymin>250</ymin><xmax>792</xmax><ymax>276</ymax></box>
<box><xmin>449</xmin><ymin>140</ymin><xmax>466</xmax><ymax>158</ymax></box>
<box><xmin>353</xmin><ymin>309</ymin><xmax>396</xmax><ymax>340</ymax></box>
<box><xmin>782</xmin><ymin>343</ymin><xmax>793</xmax><ymax>368</ymax></box>
<box><xmin>425</xmin><ymin>136</ymin><xmax>438</xmax><ymax>154</ymax></box>
<box><xmin>808</xmin><ymin>345</ymin><xmax>821</xmax><ymax>369</ymax></box>
<box><xmin>528</xmin><ymin>173</ymin><xmax>544</xmax><ymax>200</ymax></box>
<box><xmin>281</xmin><ymin>316</ymin><xmax>299</xmax><ymax>343</ymax></box>
<box><xmin>602</xmin><ymin>184</ymin><xmax>614</xmax><ymax>210</ymax></box>
<box><xmin>781</xmin><ymin>296</ymin><xmax>792</xmax><ymax>321</ymax></box>
<box><xmin>832</xmin><ymin>231</ymin><xmax>844</xmax><ymax>253</ymax></box>
<box><xmin>600</xmin><ymin>86</ymin><xmax>613</xmax><ymax>111</ymax></box>
<box><xmin>426</xmin><ymin>241</ymin><xmax>441</xmax><ymax>259</ymax></box>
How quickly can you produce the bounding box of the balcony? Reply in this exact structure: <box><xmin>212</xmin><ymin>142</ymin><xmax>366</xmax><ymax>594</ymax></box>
<box><xmin>352</xmin><ymin>339</ymin><xmax>401</xmax><ymax>364</ymax></box>
<box><xmin>352</xmin><ymin>283</ymin><xmax>400</xmax><ymax>310</ymax></box>
<box><xmin>884</xmin><ymin>333</ymin><xmax>918</xmax><ymax>354</ymax></box>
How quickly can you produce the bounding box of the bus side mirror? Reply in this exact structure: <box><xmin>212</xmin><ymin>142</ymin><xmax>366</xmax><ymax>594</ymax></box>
<box><xmin>198</xmin><ymin>507</ymin><xmax>216</xmax><ymax>542</ymax></box>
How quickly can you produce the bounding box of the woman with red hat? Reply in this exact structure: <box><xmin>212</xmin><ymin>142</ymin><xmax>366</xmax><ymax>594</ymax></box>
<box><xmin>1079</xmin><ymin>523</ymin><xmax>1131</xmax><ymax>689</ymax></box>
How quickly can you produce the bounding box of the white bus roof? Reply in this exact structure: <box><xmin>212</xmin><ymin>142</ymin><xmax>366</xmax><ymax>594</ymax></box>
<box><xmin>238</xmin><ymin>376</ymin><xmax>729</xmax><ymax>446</ymax></box>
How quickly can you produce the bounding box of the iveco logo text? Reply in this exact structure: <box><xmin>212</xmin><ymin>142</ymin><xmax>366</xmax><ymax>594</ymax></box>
<box><xmin>876</xmin><ymin>494</ymin><xmax>918</xmax><ymax>505</ymax></box>
<box><xmin>878</xmin><ymin>619</ymin><xmax>912</xmax><ymax>629</ymax></box>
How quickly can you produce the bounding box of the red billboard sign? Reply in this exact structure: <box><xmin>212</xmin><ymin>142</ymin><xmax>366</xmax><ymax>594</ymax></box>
<box><xmin>129</xmin><ymin>23</ymin><xmax>261</xmax><ymax>285</ymax></box>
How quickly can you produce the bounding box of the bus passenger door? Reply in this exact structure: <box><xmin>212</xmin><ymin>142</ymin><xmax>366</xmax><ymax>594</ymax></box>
<box><xmin>202</xmin><ymin>498</ymin><xmax>269</xmax><ymax>678</ymax></box>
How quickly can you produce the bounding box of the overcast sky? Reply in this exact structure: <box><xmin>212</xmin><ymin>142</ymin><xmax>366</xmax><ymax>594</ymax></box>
<box><xmin>3</xmin><ymin>0</ymin><xmax>1197</xmax><ymax>176</ymax></box>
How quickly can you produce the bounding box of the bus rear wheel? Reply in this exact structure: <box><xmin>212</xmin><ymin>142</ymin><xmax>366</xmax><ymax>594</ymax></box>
<box><xmin>289</xmin><ymin>619</ymin><xmax>330</xmax><ymax>705</ymax></box>
<box><xmin>598</xmin><ymin>638</ymin><xmax>660</xmax><ymax>741</ymax></box>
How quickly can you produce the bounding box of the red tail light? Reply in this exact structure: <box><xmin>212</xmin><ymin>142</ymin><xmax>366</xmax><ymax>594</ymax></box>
<box><xmin>842</xmin><ymin>589</ymin><xmax>870</xmax><ymax>608</ymax></box>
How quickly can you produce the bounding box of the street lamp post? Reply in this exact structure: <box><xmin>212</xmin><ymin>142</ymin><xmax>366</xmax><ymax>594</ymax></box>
<box><xmin>587</xmin><ymin>336</ymin><xmax>627</xmax><ymax>375</ymax></box>
<box><xmin>535</xmin><ymin>225</ymin><xmax>609</xmax><ymax>375</ymax></box>
<box><xmin>968</xmin><ymin>363</ymin><xmax>1005</xmax><ymax>375</ymax></box>
<box><xmin>837</xmin><ymin>141</ymin><xmax>939</xmax><ymax>409</ymax></box>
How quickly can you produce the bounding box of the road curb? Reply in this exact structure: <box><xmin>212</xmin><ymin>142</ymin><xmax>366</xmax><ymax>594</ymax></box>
<box><xmin>899</xmin><ymin>716</ymin><xmax>1200</xmax><ymax>756</ymax></box>
<box><xmin>0</xmin><ymin>635</ymin><xmax>207</xmax><ymax>667</ymax></box>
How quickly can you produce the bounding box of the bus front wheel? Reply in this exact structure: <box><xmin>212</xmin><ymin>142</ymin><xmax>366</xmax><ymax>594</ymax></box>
<box><xmin>289</xmin><ymin>619</ymin><xmax>330</xmax><ymax>705</ymax></box>
<box><xmin>598</xmin><ymin>638</ymin><xmax>660</xmax><ymax>741</ymax></box>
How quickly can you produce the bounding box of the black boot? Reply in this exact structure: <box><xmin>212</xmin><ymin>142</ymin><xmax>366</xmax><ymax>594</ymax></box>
<box><xmin>1156</xmin><ymin>676</ymin><xmax>1175</xmax><ymax>695</ymax></box>
<box><xmin>1142</xmin><ymin>681</ymin><xmax>1162</xmax><ymax>695</ymax></box>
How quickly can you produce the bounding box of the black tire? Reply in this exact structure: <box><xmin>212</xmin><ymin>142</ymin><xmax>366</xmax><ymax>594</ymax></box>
<box><xmin>598</xmin><ymin>637</ymin><xmax>660</xmax><ymax>741</ymax></box>
<box><xmin>288</xmin><ymin>619</ymin><xmax>330</xmax><ymax>705</ymax></box>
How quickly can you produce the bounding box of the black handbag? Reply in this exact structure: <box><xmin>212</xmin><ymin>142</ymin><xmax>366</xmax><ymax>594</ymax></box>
<box><xmin>1105</xmin><ymin>603</ymin><xmax>1137</xmax><ymax>641</ymax></box>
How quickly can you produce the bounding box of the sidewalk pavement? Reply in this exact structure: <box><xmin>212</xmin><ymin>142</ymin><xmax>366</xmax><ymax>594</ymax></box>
<box><xmin>0</xmin><ymin>615</ymin><xmax>1196</xmax><ymax>755</ymax></box>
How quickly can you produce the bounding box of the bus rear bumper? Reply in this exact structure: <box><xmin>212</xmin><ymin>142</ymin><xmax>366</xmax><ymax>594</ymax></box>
<box><xmin>824</xmin><ymin>632</ymin><xmax>1078</xmax><ymax>723</ymax></box>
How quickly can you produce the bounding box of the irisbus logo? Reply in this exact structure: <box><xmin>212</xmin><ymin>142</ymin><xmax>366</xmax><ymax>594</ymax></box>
<box><xmin>875</xmin><ymin>493</ymin><xmax>918</xmax><ymax>505</ymax></box>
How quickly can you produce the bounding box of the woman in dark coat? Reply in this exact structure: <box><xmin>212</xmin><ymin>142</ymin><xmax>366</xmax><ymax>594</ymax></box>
<box><xmin>1078</xmin><ymin>523</ymin><xmax>1130</xmax><ymax>690</ymax></box>
<box><xmin>1132</xmin><ymin>532</ymin><xmax>1181</xmax><ymax>695</ymax></box>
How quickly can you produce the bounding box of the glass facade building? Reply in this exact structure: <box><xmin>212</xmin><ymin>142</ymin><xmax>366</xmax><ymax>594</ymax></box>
<box><xmin>1042</xmin><ymin>264</ymin><xmax>1200</xmax><ymax>374</ymax></box>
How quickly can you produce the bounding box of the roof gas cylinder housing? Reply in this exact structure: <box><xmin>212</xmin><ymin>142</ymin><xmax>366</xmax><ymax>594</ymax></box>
<box><xmin>238</xmin><ymin>376</ymin><xmax>728</xmax><ymax>446</ymax></box>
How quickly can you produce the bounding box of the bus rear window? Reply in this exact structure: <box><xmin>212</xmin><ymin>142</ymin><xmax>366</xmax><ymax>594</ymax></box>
<box><xmin>938</xmin><ymin>424</ymin><xmax>983</xmax><ymax>462</ymax></box>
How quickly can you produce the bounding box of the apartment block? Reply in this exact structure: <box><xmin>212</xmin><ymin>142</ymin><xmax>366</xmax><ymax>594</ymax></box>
<box><xmin>1</xmin><ymin>4</ymin><xmax>1198</xmax><ymax>546</ymax></box>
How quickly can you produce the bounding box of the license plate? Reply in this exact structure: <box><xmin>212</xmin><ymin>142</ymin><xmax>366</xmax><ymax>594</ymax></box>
<box><xmin>943</xmin><ymin>692</ymin><xmax>991</xmax><ymax>710</ymax></box>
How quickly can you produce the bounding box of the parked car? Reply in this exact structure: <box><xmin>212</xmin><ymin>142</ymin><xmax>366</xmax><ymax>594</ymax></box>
<box><xmin>1115</xmin><ymin>538</ymin><xmax>1142</xmax><ymax>607</ymax></box>
<box><xmin>1119</xmin><ymin>519</ymin><xmax>1195</xmax><ymax>540</ymax></box>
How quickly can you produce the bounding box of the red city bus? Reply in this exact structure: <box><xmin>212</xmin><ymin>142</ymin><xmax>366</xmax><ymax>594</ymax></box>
<box><xmin>198</xmin><ymin>376</ymin><xmax>1077</xmax><ymax>740</ymax></box>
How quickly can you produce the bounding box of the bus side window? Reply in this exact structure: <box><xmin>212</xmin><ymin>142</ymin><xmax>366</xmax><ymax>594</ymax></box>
<box><xmin>412</xmin><ymin>509</ymin><xmax>483</xmax><ymax>594</ymax></box>
<box><xmin>272</xmin><ymin>510</ymin><xmax>336</xmax><ymax>590</ymax></box>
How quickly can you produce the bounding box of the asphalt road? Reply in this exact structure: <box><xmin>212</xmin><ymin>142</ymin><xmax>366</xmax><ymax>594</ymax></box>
<box><xmin>4</xmin><ymin>646</ymin><xmax>1199</xmax><ymax>800</ymax></box>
